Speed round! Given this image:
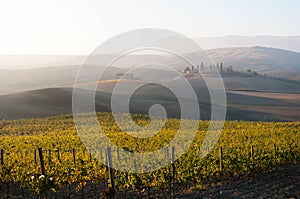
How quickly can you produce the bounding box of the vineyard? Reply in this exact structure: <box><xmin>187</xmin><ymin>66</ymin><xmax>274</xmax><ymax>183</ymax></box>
<box><xmin>0</xmin><ymin>113</ymin><xmax>299</xmax><ymax>198</ymax></box>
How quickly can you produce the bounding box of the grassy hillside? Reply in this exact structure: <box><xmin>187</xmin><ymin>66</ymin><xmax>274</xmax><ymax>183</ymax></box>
<box><xmin>1</xmin><ymin>69</ymin><xmax>300</xmax><ymax>121</ymax></box>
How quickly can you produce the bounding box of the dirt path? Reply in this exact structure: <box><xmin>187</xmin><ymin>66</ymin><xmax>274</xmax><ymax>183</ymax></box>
<box><xmin>177</xmin><ymin>163</ymin><xmax>300</xmax><ymax>199</ymax></box>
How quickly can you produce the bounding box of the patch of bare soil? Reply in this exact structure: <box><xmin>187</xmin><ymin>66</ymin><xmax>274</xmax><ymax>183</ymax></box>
<box><xmin>176</xmin><ymin>163</ymin><xmax>300</xmax><ymax>199</ymax></box>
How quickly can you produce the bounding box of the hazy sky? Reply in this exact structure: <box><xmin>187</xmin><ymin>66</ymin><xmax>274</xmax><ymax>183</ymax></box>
<box><xmin>1</xmin><ymin>0</ymin><xmax>299</xmax><ymax>54</ymax></box>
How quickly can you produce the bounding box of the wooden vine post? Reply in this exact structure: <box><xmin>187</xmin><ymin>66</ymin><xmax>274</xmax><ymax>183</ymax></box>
<box><xmin>106</xmin><ymin>147</ymin><xmax>115</xmax><ymax>190</ymax></box>
<box><xmin>72</xmin><ymin>148</ymin><xmax>76</xmax><ymax>165</ymax></box>
<box><xmin>38</xmin><ymin>148</ymin><xmax>46</xmax><ymax>175</ymax></box>
<box><xmin>219</xmin><ymin>146</ymin><xmax>223</xmax><ymax>172</ymax></box>
<box><xmin>1</xmin><ymin>149</ymin><xmax>4</xmax><ymax>166</ymax></box>
<box><xmin>171</xmin><ymin>146</ymin><xmax>176</xmax><ymax>196</ymax></box>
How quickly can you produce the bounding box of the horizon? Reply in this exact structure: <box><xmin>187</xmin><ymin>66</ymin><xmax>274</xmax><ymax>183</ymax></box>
<box><xmin>1</xmin><ymin>44</ymin><xmax>300</xmax><ymax>70</ymax></box>
<box><xmin>0</xmin><ymin>40</ymin><xmax>299</xmax><ymax>56</ymax></box>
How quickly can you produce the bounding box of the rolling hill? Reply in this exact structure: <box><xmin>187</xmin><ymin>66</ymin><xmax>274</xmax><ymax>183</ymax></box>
<box><xmin>1</xmin><ymin>46</ymin><xmax>300</xmax><ymax>96</ymax></box>
<box><xmin>1</xmin><ymin>45</ymin><xmax>300</xmax><ymax>121</ymax></box>
<box><xmin>1</xmin><ymin>74</ymin><xmax>300</xmax><ymax>121</ymax></box>
<box><xmin>170</xmin><ymin>46</ymin><xmax>300</xmax><ymax>80</ymax></box>
<box><xmin>208</xmin><ymin>46</ymin><xmax>300</xmax><ymax>80</ymax></box>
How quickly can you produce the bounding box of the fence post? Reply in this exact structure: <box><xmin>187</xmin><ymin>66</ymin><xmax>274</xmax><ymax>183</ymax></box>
<box><xmin>1</xmin><ymin>149</ymin><xmax>4</xmax><ymax>166</ymax></box>
<box><xmin>106</xmin><ymin>147</ymin><xmax>115</xmax><ymax>190</ymax></box>
<box><xmin>72</xmin><ymin>148</ymin><xmax>76</xmax><ymax>165</ymax></box>
<box><xmin>38</xmin><ymin>148</ymin><xmax>46</xmax><ymax>175</ymax></box>
<box><xmin>219</xmin><ymin>146</ymin><xmax>223</xmax><ymax>172</ymax></box>
<box><xmin>171</xmin><ymin>146</ymin><xmax>176</xmax><ymax>196</ymax></box>
<box><xmin>104</xmin><ymin>148</ymin><xmax>109</xmax><ymax>189</ymax></box>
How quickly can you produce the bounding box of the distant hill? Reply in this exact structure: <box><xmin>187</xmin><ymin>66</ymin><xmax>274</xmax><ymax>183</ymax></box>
<box><xmin>0</xmin><ymin>55</ymin><xmax>86</xmax><ymax>70</ymax></box>
<box><xmin>0</xmin><ymin>54</ymin><xmax>165</xmax><ymax>70</ymax></box>
<box><xmin>194</xmin><ymin>35</ymin><xmax>300</xmax><ymax>52</ymax></box>
<box><xmin>0</xmin><ymin>65</ymin><xmax>125</xmax><ymax>95</ymax></box>
<box><xmin>1</xmin><ymin>46</ymin><xmax>300</xmax><ymax>81</ymax></box>
<box><xmin>169</xmin><ymin>46</ymin><xmax>300</xmax><ymax>80</ymax></box>
<box><xmin>207</xmin><ymin>46</ymin><xmax>300</xmax><ymax>80</ymax></box>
